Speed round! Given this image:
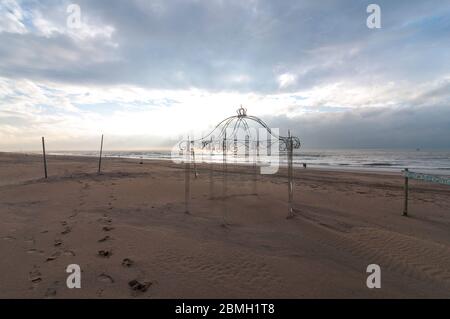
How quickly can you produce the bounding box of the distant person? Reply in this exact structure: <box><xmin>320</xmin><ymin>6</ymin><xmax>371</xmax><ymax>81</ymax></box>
<box><xmin>303</xmin><ymin>163</ymin><xmax>307</xmax><ymax>169</ymax></box>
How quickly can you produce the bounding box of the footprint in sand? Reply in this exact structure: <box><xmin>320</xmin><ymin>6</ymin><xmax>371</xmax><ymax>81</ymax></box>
<box><xmin>102</xmin><ymin>226</ymin><xmax>114</xmax><ymax>232</ymax></box>
<box><xmin>27</xmin><ymin>249</ymin><xmax>44</xmax><ymax>255</ymax></box>
<box><xmin>98</xmin><ymin>235</ymin><xmax>111</xmax><ymax>242</ymax></box>
<box><xmin>97</xmin><ymin>217</ymin><xmax>112</xmax><ymax>225</ymax></box>
<box><xmin>29</xmin><ymin>266</ymin><xmax>42</xmax><ymax>284</ymax></box>
<box><xmin>98</xmin><ymin>273</ymin><xmax>114</xmax><ymax>283</ymax></box>
<box><xmin>122</xmin><ymin>258</ymin><xmax>134</xmax><ymax>267</ymax></box>
<box><xmin>46</xmin><ymin>251</ymin><xmax>61</xmax><ymax>262</ymax></box>
<box><xmin>61</xmin><ymin>226</ymin><xmax>72</xmax><ymax>235</ymax></box>
<box><xmin>69</xmin><ymin>208</ymin><xmax>79</xmax><ymax>218</ymax></box>
<box><xmin>128</xmin><ymin>279</ymin><xmax>152</xmax><ymax>294</ymax></box>
<box><xmin>54</xmin><ymin>239</ymin><xmax>63</xmax><ymax>247</ymax></box>
<box><xmin>63</xmin><ymin>250</ymin><xmax>76</xmax><ymax>257</ymax></box>
<box><xmin>98</xmin><ymin>249</ymin><xmax>113</xmax><ymax>258</ymax></box>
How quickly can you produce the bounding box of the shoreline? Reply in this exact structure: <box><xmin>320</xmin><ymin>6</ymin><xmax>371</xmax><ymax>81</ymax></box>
<box><xmin>2</xmin><ymin>150</ymin><xmax>445</xmax><ymax>176</ymax></box>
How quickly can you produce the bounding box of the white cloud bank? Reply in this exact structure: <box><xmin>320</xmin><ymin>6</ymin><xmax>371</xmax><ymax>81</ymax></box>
<box><xmin>0</xmin><ymin>0</ymin><xmax>449</xmax><ymax>150</ymax></box>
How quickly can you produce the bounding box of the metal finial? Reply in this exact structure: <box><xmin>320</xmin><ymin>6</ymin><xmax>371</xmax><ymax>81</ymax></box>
<box><xmin>237</xmin><ymin>105</ymin><xmax>247</xmax><ymax>117</ymax></box>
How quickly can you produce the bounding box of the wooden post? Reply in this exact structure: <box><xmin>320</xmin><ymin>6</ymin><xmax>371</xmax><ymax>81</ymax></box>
<box><xmin>185</xmin><ymin>138</ymin><xmax>191</xmax><ymax>214</ymax></box>
<box><xmin>98</xmin><ymin>134</ymin><xmax>104</xmax><ymax>174</ymax></box>
<box><xmin>287</xmin><ymin>130</ymin><xmax>294</xmax><ymax>218</ymax></box>
<box><xmin>403</xmin><ymin>168</ymin><xmax>409</xmax><ymax>216</ymax></box>
<box><xmin>42</xmin><ymin>137</ymin><xmax>48</xmax><ymax>179</ymax></box>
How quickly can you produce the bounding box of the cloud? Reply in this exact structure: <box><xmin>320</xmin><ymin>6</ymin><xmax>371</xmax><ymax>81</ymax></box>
<box><xmin>277</xmin><ymin>73</ymin><xmax>297</xmax><ymax>89</ymax></box>
<box><xmin>1</xmin><ymin>75</ymin><xmax>449</xmax><ymax>150</ymax></box>
<box><xmin>0</xmin><ymin>0</ymin><xmax>448</xmax><ymax>91</ymax></box>
<box><xmin>268</xmin><ymin>103</ymin><xmax>450</xmax><ymax>149</ymax></box>
<box><xmin>0</xmin><ymin>0</ymin><xmax>449</xmax><ymax>150</ymax></box>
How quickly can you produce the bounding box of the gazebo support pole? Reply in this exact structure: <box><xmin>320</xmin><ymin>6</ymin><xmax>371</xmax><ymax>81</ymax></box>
<box><xmin>222</xmin><ymin>134</ymin><xmax>227</xmax><ymax>224</ymax></box>
<box><xmin>253</xmin><ymin>136</ymin><xmax>259</xmax><ymax>195</ymax></box>
<box><xmin>192</xmin><ymin>145</ymin><xmax>198</xmax><ymax>179</ymax></box>
<box><xmin>185</xmin><ymin>138</ymin><xmax>191</xmax><ymax>214</ymax></box>
<box><xmin>209</xmin><ymin>140</ymin><xmax>214</xmax><ymax>199</ymax></box>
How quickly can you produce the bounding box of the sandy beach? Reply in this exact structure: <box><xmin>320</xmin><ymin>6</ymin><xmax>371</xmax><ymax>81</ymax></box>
<box><xmin>0</xmin><ymin>151</ymin><xmax>449</xmax><ymax>298</ymax></box>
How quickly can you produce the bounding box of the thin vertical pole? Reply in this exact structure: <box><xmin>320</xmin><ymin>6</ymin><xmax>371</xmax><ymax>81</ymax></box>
<box><xmin>245</xmin><ymin>135</ymin><xmax>249</xmax><ymax>161</ymax></box>
<box><xmin>253</xmin><ymin>133</ymin><xmax>259</xmax><ymax>195</ymax></box>
<box><xmin>222</xmin><ymin>133</ymin><xmax>227</xmax><ymax>224</ymax></box>
<box><xmin>185</xmin><ymin>138</ymin><xmax>191</xmax><ymax>214</ymax></box>
<box><xmin>42</xmin><ymin>137</ymin><xmax>48</xmax><ymax>179</ymax></box>
<box><xmin>191</xmin><ymin>144</ymin><xmax>198</xmax><ymax>179</ymax></box>
<box><xmin>287</xmin><ymin>130</ymin><xmax>294</xmax><ymax>218</ymax></box>
<box><xmin>256</xmin><ymin>134</ymin><xmax>260</xmax><ymax>164</ymax></box>
<box><xmin>209</xmin><ymin>139</ymin><xmax>214</xmax><ymax>199</ymax></box>
<box><xmin>98</xmin><ymin>134</ymin><xmax>104</xmax><ymax>174</ymax></box>
<box><xmin>403</xmin><ymin>168</ymin><xmax>409</xmax><ymax>216</ymax></box>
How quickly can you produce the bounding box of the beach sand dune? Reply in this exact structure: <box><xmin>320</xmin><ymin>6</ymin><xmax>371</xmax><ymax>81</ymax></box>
<box><xmin>0</xmin><ymin>152</ymin><xmax>449</xmax><ymax>298</ymax></box>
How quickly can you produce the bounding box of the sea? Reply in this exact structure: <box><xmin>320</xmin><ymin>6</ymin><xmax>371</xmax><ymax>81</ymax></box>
<box><xmin>45</xmin><ymin>149</ymin><xmax>450</xmax><ymax>176</ymax></box>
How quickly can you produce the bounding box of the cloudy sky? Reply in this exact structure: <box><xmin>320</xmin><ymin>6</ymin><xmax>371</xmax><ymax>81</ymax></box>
<box><xmin>1</xmin><ymin>0</ymin><xmax>449</xmax><ymax>151</ymax></box>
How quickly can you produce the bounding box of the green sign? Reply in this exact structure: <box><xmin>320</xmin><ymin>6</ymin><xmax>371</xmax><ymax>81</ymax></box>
<box><xmin>403</xmin><ymin>171</ymin><xmax>450</xmax><ymax>186</ymax></box>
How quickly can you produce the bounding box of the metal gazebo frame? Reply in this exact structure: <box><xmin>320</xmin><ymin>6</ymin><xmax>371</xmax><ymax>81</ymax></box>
<box><xmin>179</xmin><ymin>106</ymin><xmax>301</xmax><ymax>219</ymax></box>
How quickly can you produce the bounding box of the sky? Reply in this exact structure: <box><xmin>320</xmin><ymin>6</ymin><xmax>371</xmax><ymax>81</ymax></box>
<box><xmin>0</xmin><ymin>0</ymin><xmax>449</xmax><ymax>151</ymax></box>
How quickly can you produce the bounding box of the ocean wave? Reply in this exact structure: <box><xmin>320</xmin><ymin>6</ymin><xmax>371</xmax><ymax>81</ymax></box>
<box><xmin>363</xmin><ymin>163</ymin><xmax>396</xmax><ymax>167</ymax></box>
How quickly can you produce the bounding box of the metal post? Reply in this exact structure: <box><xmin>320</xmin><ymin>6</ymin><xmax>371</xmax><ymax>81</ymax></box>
<box><xmin>403</xmin><ymin>168</ymin><xmax>409</xmax><ymax>216</ymax></box>
<box><xmin>253</xmin><ymin>134</ymin><xmax>259</xmax><ymax>195</ymax></box>
<box><xmin>245</xmin><ymin>135</ymin><xmax>249</xmax><ymax>161</ymax></box>
<box><xmin>287</xmin><ymin>130</ymin><xmax>294</xmax><ymax>218</ymax></box>
<box><xmin>256</xmin><ymin>136</ymin><xmax>260</xmax><ymax>164</ymax></box>
<box><xmin>185</xmin><ymin>138</ymin><xmax>191</xmax><ymax>214</ymax></box>
<box><xmin>191</xmin><ymin>142</ymin><xmax>198</xmax><ymax>179</ymax></box>
<box><xmin>222</xmin><ymin>134</ymin><xmax>227</xmax><ymax>224</ymax></box>
<box><xmin>98</xmin><ymin>134</ymin><xmax>104</xmax><ymax>174</ymax></box>
<box><xmin>209</xmin><ymin>138</ymin><xmax>214</xmax><ymax>199</ymax></box>
<box><xmin>42</xmin><ymin>137</ymin><xmax>48</xmax><ymax>179</ymax></box>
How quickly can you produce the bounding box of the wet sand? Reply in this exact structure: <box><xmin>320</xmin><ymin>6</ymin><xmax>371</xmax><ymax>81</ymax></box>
<box><xmin>0</xmin><ymin>152</ymin><xmax>449</xmax><ymax>298</ymax></box>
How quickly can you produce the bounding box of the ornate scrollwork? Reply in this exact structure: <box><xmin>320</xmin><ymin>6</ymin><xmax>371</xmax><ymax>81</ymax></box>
<box><xmin>178</xmin><ymin>106</ymin><xmax>301</xmax><ymax>152</ymax></box>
